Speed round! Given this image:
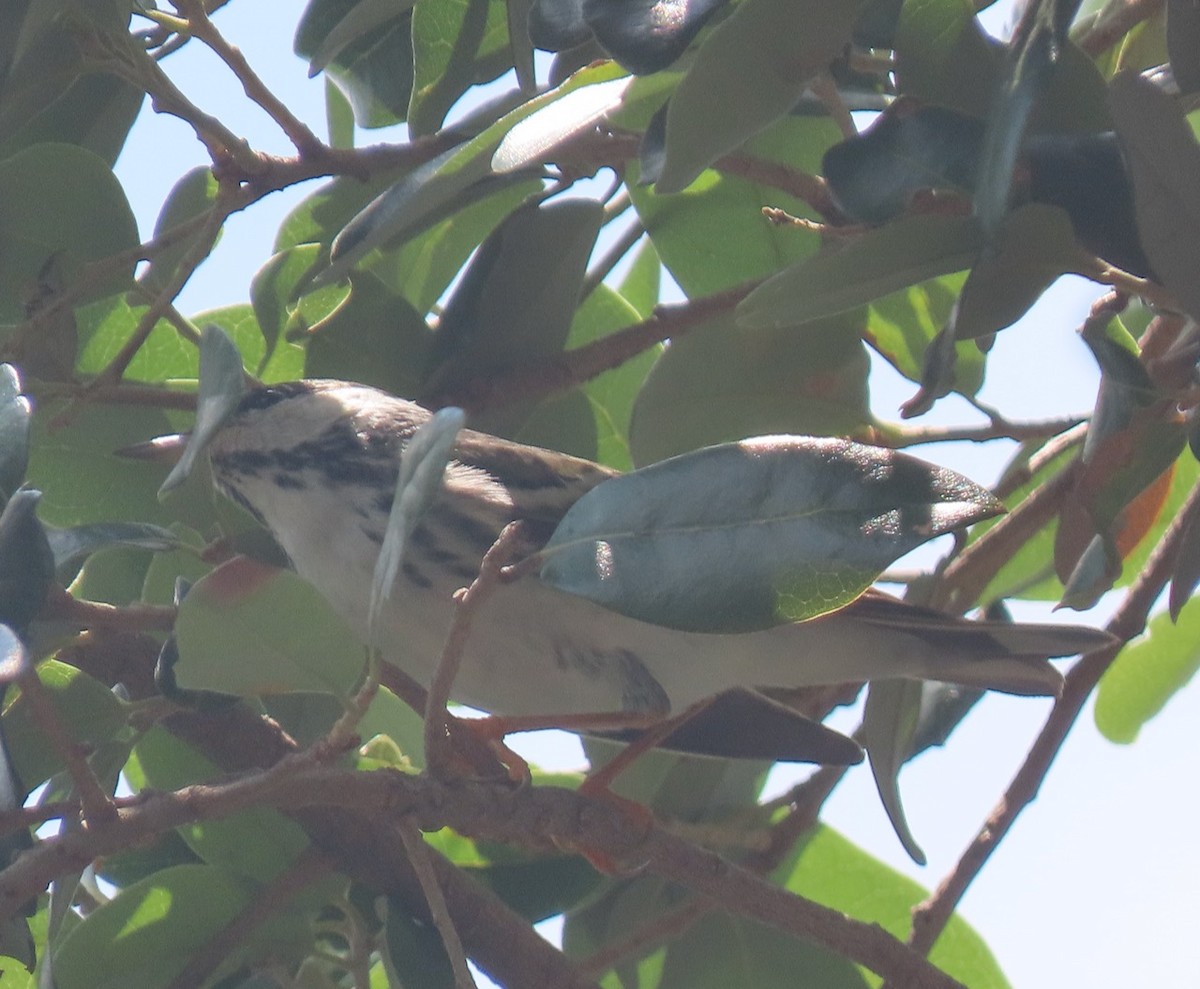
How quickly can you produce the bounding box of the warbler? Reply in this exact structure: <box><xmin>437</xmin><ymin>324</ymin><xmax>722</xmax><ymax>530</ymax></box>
<box><xmin>193</xmin><ymin>379</ymin><xmax>1110</xmax><ymax>741</ymax></box>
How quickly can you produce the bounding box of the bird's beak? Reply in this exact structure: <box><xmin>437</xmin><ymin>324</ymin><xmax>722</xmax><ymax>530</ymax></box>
<box><xmin>115</xmin><ymin>433</ymin><xmax>191</xmax><ymax>465</ymax></box>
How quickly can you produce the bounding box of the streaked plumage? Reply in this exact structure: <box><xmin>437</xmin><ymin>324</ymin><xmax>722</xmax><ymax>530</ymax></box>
<box><xmin>203</xmin><ymin>380</ymin><xmax>1113</xmax><ymax>731</ymax></box>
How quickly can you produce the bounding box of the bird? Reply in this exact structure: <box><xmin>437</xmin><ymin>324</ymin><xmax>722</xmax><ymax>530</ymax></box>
<box><xmin>190</xmin><ymin>378</ymin><xmax>1112</xmax><ymax>763</ymax></box>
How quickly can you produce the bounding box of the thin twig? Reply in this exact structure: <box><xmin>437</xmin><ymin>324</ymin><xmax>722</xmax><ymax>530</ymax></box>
<box><xmin>423</xmin><ymin>523</ymin><xmax>527</xmax><ymax>774</ymax></box>
<box><xmin>436</xmin><ymin>280</ymin><xmax>758</xmax><ymax>412</ymax></box>
<box><xmin>881</xmin><ymin>414</ymin><xmax>1085</xmax><ymax>449</ymax></box>
<box><xmin>173</xmin><ymin>0</ymin><xmax>325</xmax><ymax>157</ymax></box>
<box><xmin>95</xmin><ymin>189</ymin><xmax>236</xmax><ymax>386</ymax></box>
<box><xmin>40</xmin><ymin>589</ymin><xmax>177</xmax><ymax>634</ymax></box>
<box><xmin>931</xmin><ymin>464</ymin><xmax>1077</xmax><ymax>613</ymax></box>
<box><xmin>581</xmin><ymin>216</ymin><xmax>644</xmax><ymax>301</ymax></box>
<box><xmin>398</xmin><ymin>822</ymin><xmax>478</xmax><ymax>989</ymax></box>
<box><xmin>897</xmin><ymin>470</ymin><xmax>1199</xmax><ymax>969</ymax></box>
<box><xmin>17</xmin><ymin>668</ymin><xmax>115</xmax><ymax>825</ymax></box>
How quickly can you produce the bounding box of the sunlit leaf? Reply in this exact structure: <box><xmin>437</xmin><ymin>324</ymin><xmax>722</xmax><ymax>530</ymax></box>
<box><xmin>541</xmin><ymin>436</ymin><xmax>1001</xmax><ymax>632</ymax></box>
<box><xmin>1096</xmin><ymin>604</ymin><xmax>1200</xmax><ymax>743</ymax></box>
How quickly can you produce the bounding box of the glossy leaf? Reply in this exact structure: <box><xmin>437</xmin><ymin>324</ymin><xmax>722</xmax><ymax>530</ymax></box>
<box><xmin>250</xmin><ymin>244</ymin><xmax>350</xmax><ymax>366</ymax></box>
<box><xmin>491</xmin><ymin>75</ymin><xmax>631</xmax><ymax>173</ymax></box>
<box><xmin>632</xmin><ymin>114</ymin><xmax>840</xmax><ymax>297</ymax></box>
<box><xmin>541</xmin><ymin>436</ymin><xmax>1002</xmax><ymax>632</ymax></box>
<box><xmin>567</xmin><ymin>283</ymin><xmax>659</xmax><ymax>471</ymax></box>
<box><xmin>304</xmin><ymin>272</ymin><xmax>434</xmax><ymax>398</ymax></box>
<box><xmin>306</xmin><ymin>0</ymin><xmax>417</xmax><ymax>77</ymax></box>
<box><xmin>431</xmin><ymin>199</ymin><xmax>604</xmax><ymax>436</ymax></box>
<box><xmin>51</xmin><ymin>864</ymin><xmax>255</xmax><ymax>989</ymax></box>
<box><xmin>950</xmin><ymin>204</ymin><xmax>1090</xmax><ymax>341</ymax></box>
<box><xmin>584</xmin><ymin>0</ymin><xmax>729</xmax><ymax>75</ymax></box>
<box><xmin>894</xmin><ymin>0</ymin><xmax>1001</xmax><ymax>118</ymax></box>
<box><xmin>865</xmin><ymin>272</ymin><xmax>986</xmax><ymax>397</ymax></box>
<box><xmin>0</xmin><ymin>70</ymin><xmax>143</xmax><ymax>166</ymax></box>
<box><xmin>322</xmin><ymin>61</ymin><xmax>625</xmax><ymax>283</ymax></box>
<box><xmin>137</xmin><ymin>166</ymin><xmax>218</xmax><ymax>296</ymax></box>
<box><xmin>659</xmin><ymin>908</ymin><xmax>869</xmax><ymax>988</ymax></box>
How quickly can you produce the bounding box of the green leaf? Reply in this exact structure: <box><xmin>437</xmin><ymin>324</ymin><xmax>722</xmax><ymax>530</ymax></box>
<box><xmin>862</xmin><ymin>679</ymin><xmax>927</xmax><ymax>865</ymax></box>
<box><xmin>737</xmin><ymin>214</ymin><xmax>983</xmax><ymax>332</ymax></box>
<box><xmin>137</xmin><ymin>166</ymin><xmax>218</xmax><ymax>296</ymax></box>
<box><xmin>659</xmin><ymin>908</ymin><xmax>869</xmax><ymax>989</ymax></box>
<box><xmin>566</xmin><ymin>284</ymin><xmax>658</xmax><ymax>471</ymax></box>
<box><xmin>951</xmin><ymin>203</ymin><xmax>1091</xmax><ymax>341</ymax></box>
<box><xmin>782</xmin><ymin>826</ymin><xmax>1012</xmax><ymax>989</ymax></box>
<box><xmin>629</xmin><ymin>309</ymin><xmax>873</xmax><ymax>465</ymax></box>
<box><xmin>491</xmin><ymin>75</ymin><xmax>631</xmax><ymax>173</ymax></box>
<box><xmin>304</xmin><ymin>272</ymin><xmax>434</xmax><ymax>397</ymax></box>
<box><xmin>540</xmin><ymin>436</ymin><xmax>1002</xmax><ymax>632</ymax></box>
<box><xmin>0</xmin><ymin>143</ymin><xmax>138</xmax><ymax>321</ymax></box>
<box><xmin>371</xmin><ymin>177</ymin><xmax>543</xmax><ymax>315</ymax></box>
<box><xmin>894</xmin><ymin>0</ymin><xmax>1001</xmax><ymax>117</ymax></box>
<box><xmin>27</xmin><ymin>399</ymin><xmax>177</xmax><ymax>527</ymax></box>
<box><xmin>1096</xmin><ymin>604</ymin><xmax>1200</xmax><ymax>743</ymax></box>
<box><xmin>1109</xmin><ymin>71</ymin><xmax>1200</xmax><ymax>321</ymax></box>
<box><xmin>306</xmin><ymin>0</ymin><xmax>418</xmax><ymax>77</ymax></box>
<box><xmin>865</xmin><ymin>271</ymin><xmax>985</xmax><ymax>397</ymax></box>
<box><xmin>295</xmin><ymin>0</ymin><xmax>415</xmax><ymax>127</ymax></box>
<box><xmin>368</xmin><ymin>406</ymin><xmax>465</xmax><ymax>641</ymax></box>
<box><xmin>0</xmin><ymin>71</ymin><xmax>143</xmax><ymax>166</ymax></box>
<box><xmin>173</xmin><ymin>557</ymin><xmax>369</xmax><ymax>697</ymax></box>
<box><xmin>409</xmin><ymin>0</ymin><xmax>513</xmax><ymax>136</ymax></box>
<box><xmin>159</xmin><ymin>325</ymin><xmax>246</xmax><ymax>497</ymax></box>
<box><xmin>617</xmin><ymin>238</ymin><xmax>661</xmax><ymax>319</ymax></box>
<box><xmin>250</xmin><ymin>244</ymin><xmax>350</xmax><ymax>366</ymax></box>
<box><xmin>633</xmin><ymin>113</ymin><xmax>841</xmax><ymax>297</ymax></box>
<box><xmin>320</xmin><ymin>60</ymin><xmax>623</xmax><ymax>283</ymax></box>
<box><xmin>3</xmin><ymin>659</ymin><xmax>126</xmax><ymax>792</ymax></box>
<box><xmin>50</xmin><ymin>864</ymin><xmax>255</xmax><ymax>989</ymax></box>
<box><xmin>132</xmin><ymin>727</ymin><xmax>311</xmax><ymax>883</ymax></box>
<box><xmin>432</xmin><ymin>198</ymin><xmax>603</xmax><ymax>434</ymax></box>
<box><xmin>0</xmin><ymin>490</ymin><xmax>53</xmax><ymax>634</ymax></box>
<box><xmin>657</xmin><ymin>0</ymin><xmax>862</xmax><ymax>193</ymax></box>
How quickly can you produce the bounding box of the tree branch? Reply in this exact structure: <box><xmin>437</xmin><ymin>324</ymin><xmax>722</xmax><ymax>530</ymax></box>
<box><xmin>895</xmin><ymin>470</ymin><xmax>1198</xmax><ymax>970</ymax></box>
